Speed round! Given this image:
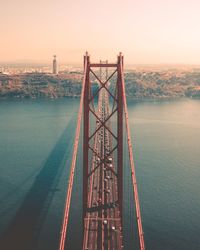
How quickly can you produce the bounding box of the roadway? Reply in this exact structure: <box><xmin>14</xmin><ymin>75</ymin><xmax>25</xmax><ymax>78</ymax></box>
<box><xmin>82</xmin><ymin>87</ymin><xmax>123</xmax><ymax>250</ymax></box>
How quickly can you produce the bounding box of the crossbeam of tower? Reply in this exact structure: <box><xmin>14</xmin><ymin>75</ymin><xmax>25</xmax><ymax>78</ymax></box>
<box><xmin>59</xmin><ymin>52</ymin><xmax>145</xmax><ymax>250</ymax></box>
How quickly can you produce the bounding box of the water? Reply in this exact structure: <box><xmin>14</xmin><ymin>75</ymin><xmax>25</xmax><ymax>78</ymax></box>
<box><xmin>0</xmin><ymin>98</ymin><xmax>200</xmax><ymax>250</ymax></box>
<box><xmin>127</xmin><ymin>99</ymin><xmax>200</xmax><ymax>250</ymax></box>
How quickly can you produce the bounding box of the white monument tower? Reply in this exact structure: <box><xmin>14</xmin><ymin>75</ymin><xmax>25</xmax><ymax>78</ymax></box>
<box><xmin>52</xmin><ymin>55</ymin><xmax>58</xmax><ymax>74</ymax></box>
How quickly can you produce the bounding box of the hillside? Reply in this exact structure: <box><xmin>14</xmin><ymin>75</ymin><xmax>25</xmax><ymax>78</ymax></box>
<box><xmin>0</xmin><ymin>69</ymin><xmax>200</xmax><ymax>99</ymax></box>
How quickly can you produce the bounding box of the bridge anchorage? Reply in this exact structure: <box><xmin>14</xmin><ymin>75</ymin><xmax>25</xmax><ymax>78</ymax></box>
<box><xmin>59</xmin><ymin>52</ymin><xmax>145</xmax><ymax>250</ymax></box>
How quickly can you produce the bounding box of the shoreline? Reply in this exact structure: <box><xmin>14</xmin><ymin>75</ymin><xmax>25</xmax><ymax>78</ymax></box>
<box><xmin>0</xmin><ymin>95</ymin><xmax>199</xmax><ymax>101</ymax></box>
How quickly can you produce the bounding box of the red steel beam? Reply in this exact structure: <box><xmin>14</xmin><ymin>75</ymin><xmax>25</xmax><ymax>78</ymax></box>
<box><xmin>89</xmin><ymin>68</ymin><xmax>117</xmax><ymax>103</ymax></box>
<box><xmin>83</xmin><ymin>54</ymin><xmax>90</xmax><ymax>220</ymax></box>
<box><xmin>59</xmin><ymin>53</ymin><xmax>88</xmax><ymax>250</ymax></box>
<box><xmin>119</xmin><ymin>54</ymin><xmax>145</xmax><ymax>250</ymax></box>
<box><xmin>90</xmin><ymin>63</ymin><xmax>117</xmax><ymax>67</ymax></box>
<box><xmin>117</xmin><ymin>55</ymin><xmax>123</xmax><ymax>221</ymax></box>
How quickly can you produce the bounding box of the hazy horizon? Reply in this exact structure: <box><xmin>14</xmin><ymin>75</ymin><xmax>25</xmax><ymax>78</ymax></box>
<box><xmin>1</xmin><ymin>61</ymin><xmax>200</xmax><ymax>68</ymax></box>
<box><xmin>1</xmin><ymin>0</ymin><xmax>200</xmax><ymax>65</ymax></box>
<box><xmin>2</xmin><ymin>61</ymin><xmax>200</xmax><ymax>68</ymax></box>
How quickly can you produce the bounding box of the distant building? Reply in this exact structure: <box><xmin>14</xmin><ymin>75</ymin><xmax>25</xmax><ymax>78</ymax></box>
<box><xmin>53</xmin><ymin>55</ymin><xmax>58</xmax><ymax>74</ymax></box>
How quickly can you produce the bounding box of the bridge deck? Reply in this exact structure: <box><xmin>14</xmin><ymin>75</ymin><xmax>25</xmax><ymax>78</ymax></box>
<box><xmin>59</xmin><ymin>54</ymin><xmax>145</xmax><ymax>250</ymax></box>
<box><xmin>82</xmin><ymin>88</ymin><xmax>123</xmax><ymax>250</ymax></box>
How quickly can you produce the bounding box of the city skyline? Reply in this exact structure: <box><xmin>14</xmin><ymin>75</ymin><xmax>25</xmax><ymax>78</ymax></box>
<box><xmin>1</xmin><ymin>0</ymin><xmax>200</xmax><ymax>64</ymax></box>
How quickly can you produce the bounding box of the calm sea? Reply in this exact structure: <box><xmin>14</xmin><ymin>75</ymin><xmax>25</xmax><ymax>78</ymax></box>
<box><xmin>0</xmin><ymin>98</ymin><xmax>200</xmax><ymax>250</ymax></box>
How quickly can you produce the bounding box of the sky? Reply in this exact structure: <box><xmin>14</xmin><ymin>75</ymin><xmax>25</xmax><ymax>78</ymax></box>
<box><xmin>1</xmin><ymin>0</ymin><xmax>200</xmax><ymax>64</ymax></box>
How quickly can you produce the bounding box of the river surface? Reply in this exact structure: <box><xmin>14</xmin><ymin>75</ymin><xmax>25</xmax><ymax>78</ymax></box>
<box><xmin>0</xmin><ymin>98</ymin><xmax>200</xmax><ymax>250</ymax></box>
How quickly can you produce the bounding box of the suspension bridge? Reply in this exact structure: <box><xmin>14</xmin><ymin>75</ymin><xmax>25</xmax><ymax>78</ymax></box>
<box><xmin>59</xmin><ymin>52</ymin><xmax>145</xmax><ymax>250</ymax></box>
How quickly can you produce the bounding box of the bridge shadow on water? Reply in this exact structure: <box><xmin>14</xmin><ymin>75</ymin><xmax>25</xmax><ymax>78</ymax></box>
<box><xmin>0</xmin><ymin>118</ymin><xmax>76</xmax><ymax>250</ymax></box>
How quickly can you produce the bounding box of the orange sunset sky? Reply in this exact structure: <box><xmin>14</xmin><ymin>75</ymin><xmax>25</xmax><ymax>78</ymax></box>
<box><xmin>1</xmin><ymin>0</ymin><xmax>200</xmax><ymax>64</ymax></box>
